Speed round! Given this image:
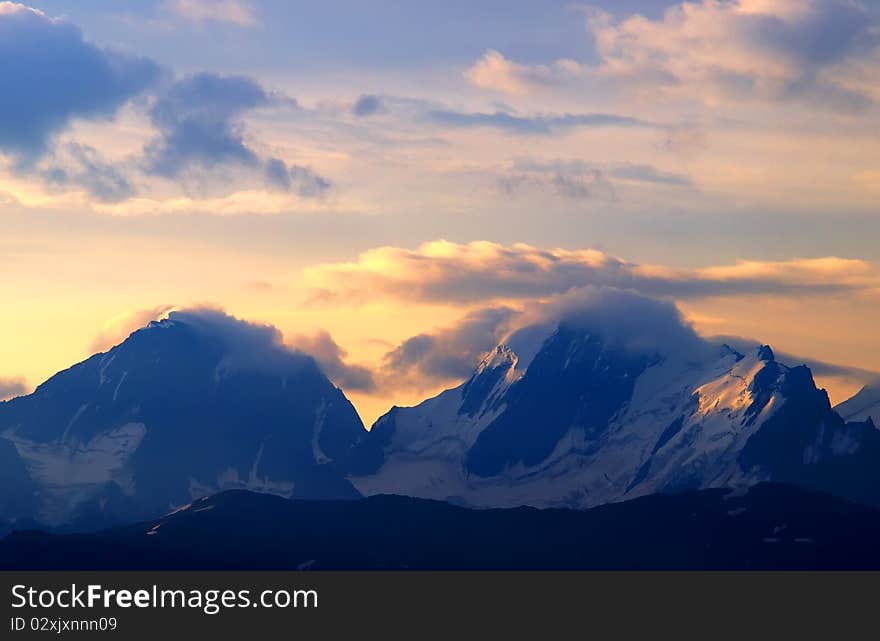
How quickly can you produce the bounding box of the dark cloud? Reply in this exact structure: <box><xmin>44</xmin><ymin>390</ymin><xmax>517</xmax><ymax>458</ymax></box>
<box><xmin>265</xmin><ymin>158</ymin><xmax>332</xmax><ymax>198</ymax></box>
<box><xmin>167</xmin><ymin>307</ymin><xmax>311</xmax><ymax>376</ymax></box>
<box><xmin>382</xmin><ymin>306</ymin><xmax>518</xmax><ymax>387</ymax></box>
<box><xmin>142</xmin><ymin>72</ymin><xmax>331</xmax><ymax>195</ymax></box>
<box><xmin>745</xmin><ymin>0</ymin><xmax>878</xmax><ymax>68</ymax></box>
<box><xmin>352</xmin><ymin>94</ymin><xmax>384</xmax><ymax>117</ymax></box>
<box><xmin>167</xmin><ymin>308</ymin><xmax>372</xmax><ymax>390</ymax></box>
<box><xmin>0</xmin><ymin>376</ymin><xmax>28</xmax><ymax>401</ymax></box>
<box><xmin>0</xmin><ymin>4</ymin><xmax>161</xmax><ymax>163</ymax></box>
<box><xmin>144</xmin><ymin>72</ymin><xmax>268</xmax><ymax>177</ymax></box>
<box><xmin>425</xmin><ymin>109</ymin><xmax>651</xmax><ymax>134</ymax></box>
<box><xmin>521</xmin><ymin>286</ymin><xmax>706</xmax><ymax>359</ymax></box>
<box><xmin>287</xmin><ymin>330</ymin><xmax>376</xmax><ymax>392</ymax></box>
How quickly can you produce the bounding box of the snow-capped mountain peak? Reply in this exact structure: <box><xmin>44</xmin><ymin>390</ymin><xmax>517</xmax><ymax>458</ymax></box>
<box><xmin>0</xmin><ymin>310</ymin><xmax>366</xmax><ymax>527</ymax></box>
<box><xmin>349</xmin><ymin>325</ymin><xmax>880</xmax><ymax>510</ymax></box>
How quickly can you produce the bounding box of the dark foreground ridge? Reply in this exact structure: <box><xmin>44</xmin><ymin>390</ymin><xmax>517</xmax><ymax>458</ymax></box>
<box><xmin>3</xmin><ymin>482</ymin><xmax>880</xmax><ymax>570</ymax></box>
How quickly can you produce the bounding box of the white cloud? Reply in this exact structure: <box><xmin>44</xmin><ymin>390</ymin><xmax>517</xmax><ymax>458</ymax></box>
<box><xmin>465</xmin><ymin>49</ymin><xmax>583</xmax><ymax>95</ymax></box>
<box><xmin>586</xmin><ymin>0</ymin><xmax>880</xmax><ymax>109</ymax></box>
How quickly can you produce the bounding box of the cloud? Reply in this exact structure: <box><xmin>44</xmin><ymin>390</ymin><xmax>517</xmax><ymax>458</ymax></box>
<box><xmin>516</xmin><ymin>286</ymin><xmax>707</xmax><ymax>359</ymax></box>
<box><xmin>287</xmin><ymin>330</ymin><xmax>376</xmax><ymax>392</ymax></box>
<box><xmin>42</xmin><ymin>143</ymin><xmax>135</xmax><ymax>202</ymax></box>
<box><xmin>305</xmin><ymin>240</ymin><xmax>880</xmax><ymax>305</ymax></box>
<box><xmin>500</xmin><ymin>159</ymin><xmax>691</xmax><ymax>199</ymax></box>
<box><xmin>90</xmin><ymin>304</ymin><xmax>176</xmax><ymax>352</ymax></box>
<box><xmin>499</xmin><ymin>166</ymin><xmax>615</xmax><ymax>201</ymax></box>
<box><xmin>352</xmin><ymin>95</ymin><xmax>385</xmax><ymax>117</ymax></box>
<box><xmin>379</xmin><ymin>284</ymin><xmax>880</xmax><ymax>394</ymax></box>
<box><xmin>465</xmin><ymin>49</ymin><xmax>583</xmax><ymax>95</ymax></box>
<box><xmin>587</xmin><ymin>0</ymin><xmax>880</xmax><ymax>109</ymax></box>
<box><xmin>381</xmin><ymin>306</ymin><xmax>518</xmax><ymax>388</ymax></box>
<box><xmin>143</xmin><ymin>72</ymin><xmax>332</xmax><ymax>197</ymax></box>
<box><xmin>164</xmin><ymin>307</ymin><xmax>313</xmax><ymax>376</ymax></box>
<box><xmin>424</xmin><ymin>109</ymin><xmax>650</xmax><ymax>134</ymax></box>
<box><xmin>265</xmin><ymin>158</ymin><xmax>332</xmax><ymax>198</ymax></box>
<box><xmin>379</xmin><ymin>286</ymin><xmax>718</xmax><ymax>389</ymax></box>
<box><xmin>0</xmin><ymin>3</ymin><xmax>161</xmax><ymax>163</ymax></box>
<box><xmin>0</xmin><ymin>376</ymin><xmax>28</xmax><ymax>401</ymax></box>
<box><xmin>610</xmin><ymin>163</ymin><xmax>692</xmax><ymax>186</ymax></box>
<box><xmin>144</xmin><ymin>72</ymin><xmax>268</xmax><ymax>177</ymax></box>
<box><xmin>707</xmin><ymin>334</ymin><xmax>879</xmax><ymax>382</ymax></box>
<box><xmin>129</xmin><ymin>307</ymin><xmax>372</xmax><ymax>389</ymax></box>
<box><xmin>168</xmin><ymin>0</ymin><xmax>257</xmax><ymax>27</ymax></box>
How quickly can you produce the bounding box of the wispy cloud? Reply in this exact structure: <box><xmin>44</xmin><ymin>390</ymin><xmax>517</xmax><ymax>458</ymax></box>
<box><xmin>167</xmin><ymin>0</ymin><xmax>258</xmax><ymax>27</ymax></box>
<box><xmin>425</xmin><ymin>109</ymin><xmax>651</xmax><ymax>134</ymax></box>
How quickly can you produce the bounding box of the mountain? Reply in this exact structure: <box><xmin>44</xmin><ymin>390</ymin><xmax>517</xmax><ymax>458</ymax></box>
<box><xmin>0</xmin><ymin>311</ymin><xmax>366</xmax><ymax>528</ymax></box>
<box><xmin>349</xmin><ymin>322</ymin><xmax>880</xmax><ymax>510</ymax></box>
<box><xmin>836</xmin><ymin>384</ymin><xmax>880</xmax><ymax>424</ymax></box>
<box><xmin>3</xmin><ymin>483</ymin><xmax>880</xmax><ymax>570</ymax></box>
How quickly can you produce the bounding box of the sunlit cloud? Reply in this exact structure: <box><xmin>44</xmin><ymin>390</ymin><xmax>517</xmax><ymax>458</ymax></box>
<box><xmin>465</xmin><ymin>49</ymin><xmax>583</xmax><ymax>95</ymax></box>
<box><xmin>305</xmin><ymin>240</ymin><xmax>880</xmax><ymax>305</ymax></box>
<box><xmin>90</xmin><ymin>304</ymin><xmax>176</xmax><ymax>352</ymax></box>
<box><xmin>0</xmin><ymin>375</ymin><xmax>28</xmax><ymax>401</ymax></box>
<box><xmin>286</xmin><ymin>330</ymin><xmax>376</xmax><ymax>392</ymax></box>
<box><xmin>586</xmin><ymin>0</ymin><xmax>880</xmax><ymax>109</ymax></box>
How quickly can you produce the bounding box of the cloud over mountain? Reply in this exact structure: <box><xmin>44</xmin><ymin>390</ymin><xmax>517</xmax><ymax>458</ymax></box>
<box><xmin>0</xmin><ymin>376</ymin><xmax>28</xmax><ymax>401</ymax></box>
<box><xmin>287</xmin><ymin>330</ymin><xmax>376</xmax><ymax>392</ymax></box>
<box><xmin>381</xmin><ymin>306</ymin><xmax>518</xmax><ymax>388</ymax></box>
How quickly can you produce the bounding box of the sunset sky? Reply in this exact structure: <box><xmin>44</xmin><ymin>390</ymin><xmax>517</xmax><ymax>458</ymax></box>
<box><xmin>2</xmin><ymin>0</ymin><xmax>880</xmax><ymax>426</ymax></box>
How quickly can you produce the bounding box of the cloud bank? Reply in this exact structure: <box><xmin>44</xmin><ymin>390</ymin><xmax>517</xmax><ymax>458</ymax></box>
<box><xmin>305</xmin><ymin>240</ymin><xmax>880</xmax><ymax>305</ymax></box>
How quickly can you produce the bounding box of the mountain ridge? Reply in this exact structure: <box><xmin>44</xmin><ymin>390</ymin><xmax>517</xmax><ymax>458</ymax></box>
<box><xmin>4</xmin><ymin>483</ymin><xmax>880</xmax><ymax>570</ymax></box>
<box><xmin>0</xmin><ymin>311</ymin><xmax>366</xmax><ymax>529</ymax></box>
<box><xmin>349</xmin><ymin>320</ymin><xmax>880</xmax><ymax>510</ymax></box>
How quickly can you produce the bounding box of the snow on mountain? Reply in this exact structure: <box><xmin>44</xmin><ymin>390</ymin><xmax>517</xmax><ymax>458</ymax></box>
<box><xmin>0</xmin><ymin>310</ymin><xmax>366</xmax><ymax>527</ymax></box>
<box><xmin>349</xmin><ymin>319</ymin><xmax>880</xmax><ymax>510</ymax></box>
<box><xmin>835</xmin><ymin>384</ymin><xmax>880</xmax><ymax>425</ymax></box>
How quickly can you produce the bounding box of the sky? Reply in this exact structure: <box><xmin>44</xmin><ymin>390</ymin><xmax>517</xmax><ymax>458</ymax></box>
<box><xmin>1</xmin><ymin>0</ymin><xmax>880</xmax><ymax>425</ymax></box>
